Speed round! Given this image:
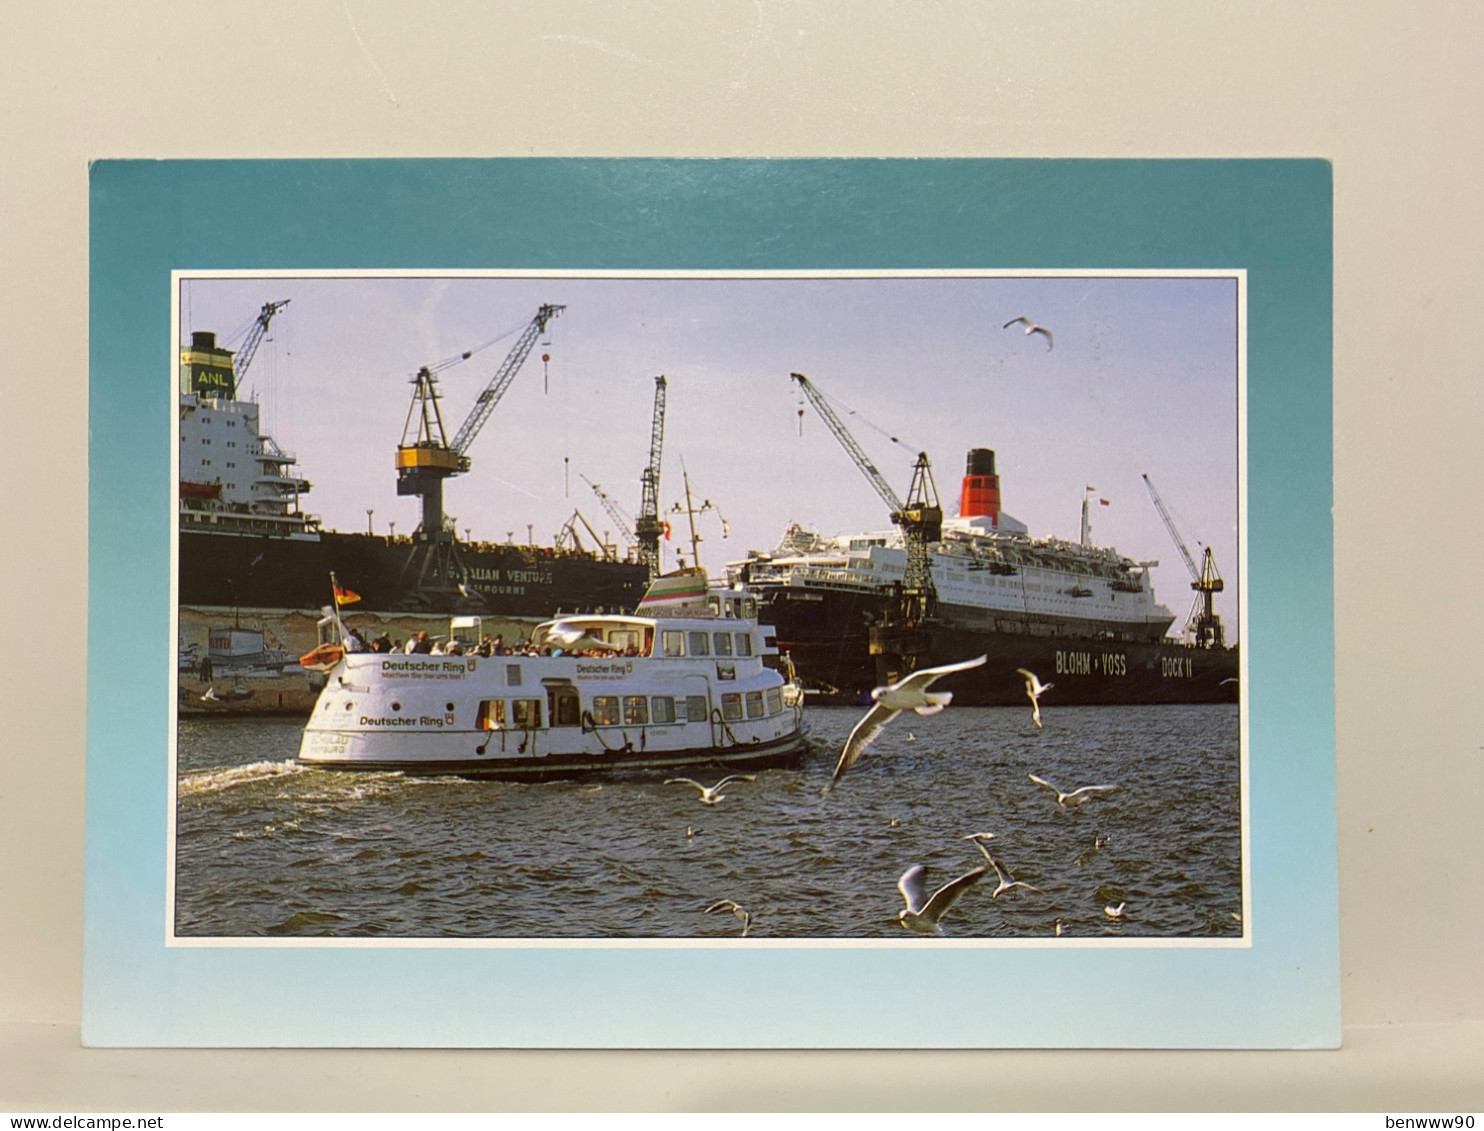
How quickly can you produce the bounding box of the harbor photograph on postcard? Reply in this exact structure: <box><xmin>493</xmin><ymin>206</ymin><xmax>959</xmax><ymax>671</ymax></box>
<box><xmin>171</xmin><ymin>271</ymin><xmax>1244</xmax><ymax>944</ymax></box>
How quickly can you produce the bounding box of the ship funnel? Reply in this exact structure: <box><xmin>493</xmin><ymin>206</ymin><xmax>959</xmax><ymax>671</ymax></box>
<box><xmin>959</xmin><ymin>448</ymin><xmax>1001</xmax><ymax>523</ymax></box>
<box><xmin>191</xmin><ymin>331</ymin><xmax>217</xmax><ymax>349</ymax></box>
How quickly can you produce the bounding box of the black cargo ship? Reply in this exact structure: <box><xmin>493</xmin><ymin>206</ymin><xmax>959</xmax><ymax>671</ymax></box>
<box><xmin>177</xmin><ymin>314</ymin><xmax>647</xmax><ymax>696</ymax></box>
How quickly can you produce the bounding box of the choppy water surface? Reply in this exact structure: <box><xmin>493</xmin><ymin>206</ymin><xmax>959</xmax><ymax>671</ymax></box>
<box><xmin>175</xmin><ymin>705</ymin><xmax>1241</xmax><ymax>940</ymax></box>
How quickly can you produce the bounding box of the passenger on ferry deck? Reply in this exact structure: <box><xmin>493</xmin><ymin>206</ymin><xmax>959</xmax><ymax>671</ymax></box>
<box><xmin>345</xmin><ymin>628</ymin><xmax>367</xmax><ymax>652</ymax></box>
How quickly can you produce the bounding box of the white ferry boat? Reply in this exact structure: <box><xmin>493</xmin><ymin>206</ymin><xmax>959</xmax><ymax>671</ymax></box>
<box><xmin>297</xmin><ymin>571</ymin><xmax>808</xmax><ymax>777</ymax></box>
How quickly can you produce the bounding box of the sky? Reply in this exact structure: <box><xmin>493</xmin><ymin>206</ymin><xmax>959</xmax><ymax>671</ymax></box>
<box><xmin>179</xmin><ymin>273</ymin><xmax>1241</xmax><ymax>638</ymax></box>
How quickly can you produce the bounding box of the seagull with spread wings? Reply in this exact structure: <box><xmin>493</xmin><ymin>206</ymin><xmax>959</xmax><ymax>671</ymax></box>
<box><xmin>1015</xmin><ymin>668</ymin><xmax>1054</xmax><ymax>728</ymax></box>
<box><xmin>1003</xmin><ymin>315</ymin><xmax>1054</xmax><ymax>350</ymax></box>
<box><xmin>830</xmin><ymin>655</ymin><xmax>988</xmax><ymax>783</ymax></box>
<box><xmin>665</xmin><ymin>774</ymin><xmax>757</xmax><ymax>806</ymax></box>
<box><xmin>1028</xmin><ymin>773</ymin><xmax>1119</xmax><ymax>809</ymax></box>
<box><xmin>896</xmin><ymin>863</ymin><xmax>988</xmax><ymax>933</ymax></box>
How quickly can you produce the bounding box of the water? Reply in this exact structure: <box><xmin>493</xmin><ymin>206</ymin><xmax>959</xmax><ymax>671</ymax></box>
<box><xmin>175</xmin><ymin>705</ymin><xmax>1242</xmax><ymax>940</ymax></box>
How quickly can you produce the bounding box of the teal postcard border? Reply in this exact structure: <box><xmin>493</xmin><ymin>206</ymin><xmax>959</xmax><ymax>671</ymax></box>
<box><xmin>85</xmin><ymin>159</ymin><xmax>1335</xmax><ymax>1047</ymax></box>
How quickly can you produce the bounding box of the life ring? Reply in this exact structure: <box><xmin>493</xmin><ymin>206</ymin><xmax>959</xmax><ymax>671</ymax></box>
<box><xmin>299</xmin><ymin>643</ymin><xmax>345</xmax><ymax>671</ymax></box>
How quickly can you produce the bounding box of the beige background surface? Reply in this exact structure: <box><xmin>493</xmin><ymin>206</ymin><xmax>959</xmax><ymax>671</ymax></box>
<box><xmin>2</xmin><ymin>1</ymin><xmax>1481</xmax><ymax>1112</ymax></box>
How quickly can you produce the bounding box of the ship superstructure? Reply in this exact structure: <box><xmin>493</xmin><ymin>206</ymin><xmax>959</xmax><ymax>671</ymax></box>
<box><xmin>731</xmin><ymin>447</ymin><xmax>1234</xmax><ymax>706</ymax></box>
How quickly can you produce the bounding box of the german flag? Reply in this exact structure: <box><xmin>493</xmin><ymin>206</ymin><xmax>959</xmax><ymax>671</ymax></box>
<box><xmin>332</xmin><ymin>580</ymin><xmax>361</xmax><ymax>606</ymax></box>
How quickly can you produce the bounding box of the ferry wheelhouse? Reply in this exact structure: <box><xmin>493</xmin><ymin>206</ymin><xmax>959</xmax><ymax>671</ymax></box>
<box><xmin>297</xmin><ymin>573</ymin><xmax>808</xmax><ymax>777</ymax></box>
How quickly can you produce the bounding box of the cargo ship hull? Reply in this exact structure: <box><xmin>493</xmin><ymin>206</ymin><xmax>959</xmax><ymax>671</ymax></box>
<box><xmin>178</xmin><ymin>528</ymin><xmax>648</xmax><ymax>617</ymax></box>
<box><xmin>761</xmin><ymin>587</ymin><xmax>1238</xmax><ymax>706</ymax></box>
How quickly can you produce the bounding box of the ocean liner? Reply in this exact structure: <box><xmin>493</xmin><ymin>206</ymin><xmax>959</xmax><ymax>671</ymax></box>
<box><xmin>730</xmin><ymin>446</ymin><xmax>1239</xmax><ymax>708</ymax></box>
<box><xmin>176</xmin><ymin>302</ymin><xmax>648</xmax><ymax>712</ymax></box>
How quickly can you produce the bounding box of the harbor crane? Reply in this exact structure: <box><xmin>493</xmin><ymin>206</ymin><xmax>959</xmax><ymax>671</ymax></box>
<box><xmin>554</xmin><ymin>509</ymin><xmax>617</xmax><ymax>560</ymax></box>
<box><xmin>394</xmin><ymin>302</ymin><xmax>564</xmax><ymax>599</ymax></box>
<box><xmin>582</xmin><ymin>475</ymin><xmax>638</xmax><ymax>554</ymax></box>
<box><xmin>790</xmin><ymin>372</ymin><xmax>942</xmax><ymax>623</ymax></box>
<box><xmin>633</xmin><ymin>375</ymin><xmax>668</xmax><ymax>579</ymax></box>
<box><xmin>226</xmin><ymin>299</ymin><xmax>290</xmax><ymax>384</ymax></box>
<box><xmin>1142</xmin><ymin>473</ymin><xmax>1226</xmax><ymax>648</ymax></box>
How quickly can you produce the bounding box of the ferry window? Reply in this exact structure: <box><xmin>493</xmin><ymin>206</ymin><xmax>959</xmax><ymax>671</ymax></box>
<box><xmin>611</xmin><ymin>630</ymin><xmax>638</xmax><ymax>652</ymax></box>
<box><xmin>477</xmin><ymin>700</ymin><xmax>506</xmax><ymax>730</ymax></box>
<box><xmin>623</xmin><ymin>696</ymin><xmax>649</xmax><ymax>725</ymax></box>
<box><xmin>766</xmin><ymin>688</ymin><xmax>783</xmax><ymax>714</ymax></box>
<box><xmin>512</xmin><ymin>699</ymin><xmax>543</xmax><ymax>729</ymax></box>
<box><xmin>740</xmin><ymin>598</ymin><xmax>757</xmax><ymax>619</ymax></box>
<box><xmin>745</xmin><ymin>691</ymin><xmax>765</xmax><ymax>718</ymax></box>
<box><xmin>721</xmin><ymin>693</ymin><xmax>743</xmax><ymax>721</ymax></box>
<box><xmin>712</xmin><ymin>632</ymin><xmax>733</xmax><ymax>656</ymax></box>
<box><xmin>734</xmin><ymin>632</ymin><xmax>753</xmax><ymax>656</ymax></box>
<box><xmin>685</xmin><ymin>695</ymin><xmax>709</xmax><ymax>722</ymax></box>
<box><xmin>662</xmin><ymin>631</ymin><xmax>685</xmax><ymax>657</ymax></box>
<box><xmin>688</xmin><ymin>631</ymin><xmax>710</xmax><ymax>656</ymax></box>
<box><xmin>592</xmin><ymin>695</ymin><xmax>620</xmax><ymax>726</ymax></box>
<box><xmin>506</xmin><ymin>664</ymin><xmax>522</xmax><ymax>686</ymax></box>
<box><xmin>716</xmin><ymin>663</ymin><xmax>736</xmax><ymax>681</ymax></box>
<box><xmin>651</xmin><ymin>696</ymin><xmax>677</xmax><ymax>724</ymax></box>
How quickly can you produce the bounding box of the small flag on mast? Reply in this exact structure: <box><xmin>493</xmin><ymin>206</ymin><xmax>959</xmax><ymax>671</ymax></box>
<box><xmin>330</xmin><ymin>573</ymin><xmax>361</xmax><ymax>606</ymax></box>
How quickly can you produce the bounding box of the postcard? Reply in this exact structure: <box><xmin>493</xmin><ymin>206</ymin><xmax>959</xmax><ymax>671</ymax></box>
<box><xmin>85</xmin><ymin>159</ymin><xmax>1337</xmax><ymax>1047</ymax></box>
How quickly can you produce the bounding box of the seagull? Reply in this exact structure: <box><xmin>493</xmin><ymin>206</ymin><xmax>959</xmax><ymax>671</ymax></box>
<box><xmin>705</xmin><ymin>900</ymin><xmax>751</xmax><ymax>937</ymax></box>
<box><xmin>1015</xmin><ymin>668</ymin><xmax>1053</xmax><ymax>727</ymax></box>
<box><xmin>200</xmin><ymin>687</ymin><xmax>219</xmax><ymax>702</ymax></box>
<box><xmin>1105</xmin><ymin>902</ymin><xmax>1127</xmax><ymax>919</ymax></box>
<box><xmin>1003</xmin><ymin>316</ymin><xmax>1053</xmax><ymax>350</ymax></box>
<box><xmin>830</xmin><ymin>655</ymin><xmax>988</xmax><ymax>783</ymax></box>
<box><xmin>896</xmin><ymin>863</ymin><xmax>987</xmax><ymax>933</ymax></box>
<box><xmin>665</xmin><ymin>774</ymin><xmax>756</xmax><ymax>806</ymax></box>
<box><xmin>1054</xmin><ymin>919</ymin><xmax>1064</xmax><ymax>937</ymax></box>
<box><xmin>963</xmin><ymin>833</ymin><xmax>1042</xmax><ymax>899</ymax></box>
<box><xmin>1029</xmin><ymin>774</ymin><xmax>1119</xmax><ymax>809</ymax></box>
<box><xmin>543</xmin><ymin>621</ymin><xmax>611</xmax><ymax>652</ymax></box>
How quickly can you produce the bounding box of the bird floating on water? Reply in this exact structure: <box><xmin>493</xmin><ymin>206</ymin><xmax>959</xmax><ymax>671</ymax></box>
<box><xmin>1003</xmin><ymin>316</ymin><xmax>1054</xmax><ymax>351</ymax></box>
<box><xmin>666</xmin><ymin>775</ymin><xmax>756</xmax><ymax>806</ymax></box>
<box><xmin>963</xmin><ymin>833</ymin><xmax>1042</xmax><ymax>899</ymax></box>
<box><xmin>896</xmin><ymin>863</ymin><xmax>987</xmax><ymax>933</ymax></box>
<box><xmin>705</xmin><ymin>899</ymin><xmax>751</xmax><ymax>937</ymax></box>
<box><xmin>1029</xmin><ymin>773</ymin><xmax>1119</xmax><ymax>809</ymax></box>
<box><xmin>830</xmin><ymin>655</ymin><xmax>988</xmax><ymax>784</ymax></box>
<box><xmin>1105</xmin><ymin>902</ymin><xmax>1127</xmax><ymax>919</ymax></box>
<box><xmin>1015</xmin><ymin>668</ymin><xmax>1053</xmax><ymax>728</ymax></box>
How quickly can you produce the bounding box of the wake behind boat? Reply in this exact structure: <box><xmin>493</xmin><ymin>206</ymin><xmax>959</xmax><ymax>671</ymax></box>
<box><xmin>297</xmin><ymin>569</ymin><xmax>808</xmax><ymax>778</ymax></box>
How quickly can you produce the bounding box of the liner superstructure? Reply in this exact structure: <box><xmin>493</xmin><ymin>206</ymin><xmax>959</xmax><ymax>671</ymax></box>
<box><xmin>732</xmin><ymin>448</ymin><xmax>1239</xmax><ymax>706</ymax></box>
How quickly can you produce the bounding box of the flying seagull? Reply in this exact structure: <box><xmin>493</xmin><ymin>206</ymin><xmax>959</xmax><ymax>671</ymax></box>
<box><xmin>1015</xmin><ymin>668</ymin><xmax>1054</xmax><ymax>727</ymax></box>
<box><xmin>1003</xmin><ymin>316</ymin><xmax>1054</xmax><ymax>351</ymax></box>
<box><xmin>1028</xmin><ymin>773</ymin><xmax>1119</xmax><ymax>809</ymax></box>
<box><xmin>665</xmin><ymin>774</ymin><xmax>756</xmax><ymax>806</ymax></box>
<box><xmin>831</xmin><ymin>655</ymin><xmax>988</xmax><ymax>783</ymax></box>
<box><xmin>704</xmin><ymin>899</ymin><xmax>751</xmax><ymax>937</ymax></box>
<box><xmin>896</xmin><ymin>863</ymin><xmax>987</xmax><ymax>933</ymax></box>
<box><xmin>963</xmin><ymin>833</ymin><xmax>1042</xmax><ymax>899</ymax></box>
